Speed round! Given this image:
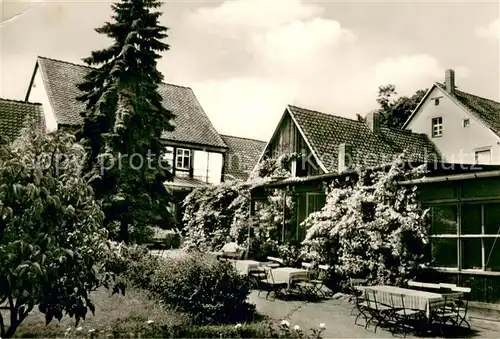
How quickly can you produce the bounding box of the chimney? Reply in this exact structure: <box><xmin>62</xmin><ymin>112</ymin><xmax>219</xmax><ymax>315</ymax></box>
<box><xmin>365</xmin><ymin>111</ymin><xmax>381</xmax><ymax>134</ymax></box>
<box><xmin>338</xmin><ymin>143</ymin><xmax>353</xmax><ymax>172</ymax></box>
<box><xmin>445</xmin><ymin>69</ymin><xmax>455</xmax><ymax>95</ymax></box>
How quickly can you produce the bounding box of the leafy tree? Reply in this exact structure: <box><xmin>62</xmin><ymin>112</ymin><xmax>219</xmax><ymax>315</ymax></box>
<box><xmin>0</xmin><ymin>131</ymin><xmax>123</xmax><ymax>338</ymax></box>
<box><xmin>76</xmin><ymin>0</ymin><xmax>174</xmax><ymax>243</ymax></box>
<box><xmin>376</xmin><ymin>85</ymin><xmax>427</xmax><ymax>128</ymax></box>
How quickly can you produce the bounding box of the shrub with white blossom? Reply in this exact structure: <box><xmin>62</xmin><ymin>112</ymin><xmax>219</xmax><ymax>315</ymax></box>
<box><xmin>182</xmin><ymin>154</ymin><xmax>298</xmax><ymax>252</ymax></box>
<box><xmin>302</xmin><ymin>155</ymin><xmax>429</xmax><ymax>286</ymax></box>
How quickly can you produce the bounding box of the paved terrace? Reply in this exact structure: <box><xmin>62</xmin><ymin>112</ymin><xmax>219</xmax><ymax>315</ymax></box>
<box><xmin>152</xmin><ymin>250</ymin><xmax>500</xmax><ymax>338</ymax></box>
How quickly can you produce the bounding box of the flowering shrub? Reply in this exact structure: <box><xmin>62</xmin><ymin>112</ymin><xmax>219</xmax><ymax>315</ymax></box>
<box><xmin>182</xmin><ymin>154</ymin><xmax>298</xmax><ymax>252</ymax></box>
<box><xmin>181</xmin><ymin>182</ymin><xmax>249</xmax><ymax>251</ymax></box>
<box><xmin>302</xmin><ymin>155</ymin><xmax>429</xmax><ymax>286</ymax></box>
<box><xmin>277</xmin><ymin>242</ymin><xmax>303</xmax><ymax>267</ymax></box>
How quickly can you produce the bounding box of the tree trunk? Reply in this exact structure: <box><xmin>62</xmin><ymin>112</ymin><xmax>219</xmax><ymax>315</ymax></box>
<box><xmin>120</xmin><ymin>219</ymin><xmax>129</xmax><ymax>244</ymax></box>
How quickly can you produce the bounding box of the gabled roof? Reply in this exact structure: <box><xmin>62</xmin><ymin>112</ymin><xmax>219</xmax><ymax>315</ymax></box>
<box><xmin>403</xmin><ymin>82</ymin><xmax>500</xmax><ymax>137</ymax></box>
<box><xmin>262</xmin><ymin>105</ymin><xmax>440</xmax><ymax>173</ymax></box>
<box><xmin>0</xmin><ymin>98</ymin><xmax>44</xmax><ymax>142</ymax></box>
<box><xmin>30</xmin><ymin>56</ymin><xmax>227</xmax><ymax>149</ymax></box>
<box><xmin>220</xmin><ymin>134</ymin><xmax>266</xmax><ymax>181</ymax></box>
<box><xmin>438</xmin><ymin>83</ymin><xmax>500</xmax><ymax>136</ymax></box>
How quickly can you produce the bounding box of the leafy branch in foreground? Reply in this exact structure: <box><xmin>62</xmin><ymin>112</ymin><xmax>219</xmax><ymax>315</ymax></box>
<box><xmin>0</xmin><ymin>131</ymin><xmax>124</xmax><ymax>338</ymax></box>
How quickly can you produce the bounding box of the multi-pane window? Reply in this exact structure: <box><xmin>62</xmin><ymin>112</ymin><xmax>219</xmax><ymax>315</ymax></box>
<box><xmin>432</xmin><ymin>117</ymin><xmax>443</xmax><ymax>137</ymax></box>
<box><xmin>429</xmin><ymin>203</ymin><xmax>500</xmax><ymax>272</ymax></box>
<box><xmin>176</xmin><ymin>148</ymin><xmax>191</xmax><ymax>170</ymax></box>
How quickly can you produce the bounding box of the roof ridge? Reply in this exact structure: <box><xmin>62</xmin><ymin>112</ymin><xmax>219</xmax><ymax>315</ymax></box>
<box><xmin>0</xmin><ymin>98</ymin><xmax>42</xmax><ymax>106</ymax></box>
<box><xmin>436</xmin><ymin>81</ymin><xmax>500</xmax><ymax>104</ymax></box>
<box><xmin>37</xmin><ymin>55</ymin><xmax>193</xmax><ymax>89</ymax></box>
<box><xmin>288</xmin><ymin>104</ymin><xmax>364</xmax><ymax>124</ymax></box>
<box><xmin>220</xmin><ymin>134</ymin><xmax>266</xmax><ymax>143</ymax></box>
<box><xmin>38</xmin><ymin>55</ymin><xmax>93</xmax><ymax>69</ymax></box>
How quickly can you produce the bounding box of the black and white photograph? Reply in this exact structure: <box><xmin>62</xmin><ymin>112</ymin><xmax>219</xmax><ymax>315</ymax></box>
<box><xmin>0</xmin><ymin>0</ymin><xmax>499</xmax><ymax>337</ymax></box>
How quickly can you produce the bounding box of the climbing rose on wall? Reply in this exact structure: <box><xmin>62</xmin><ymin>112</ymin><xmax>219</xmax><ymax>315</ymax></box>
<box><xmin>302</xmin><ymin>155</ymin><xmax>429</xmax><ymax>286</ymax></box>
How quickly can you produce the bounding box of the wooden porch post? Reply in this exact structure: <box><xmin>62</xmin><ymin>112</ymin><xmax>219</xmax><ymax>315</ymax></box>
<box><xmin>282</xmin><ymin>190</ymin><xmax>286</xmax><ymax>243</ymax></box>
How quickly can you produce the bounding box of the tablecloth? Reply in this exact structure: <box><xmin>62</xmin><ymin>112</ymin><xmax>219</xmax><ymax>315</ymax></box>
<box><xmin>271</xmin><ymin>267</ymin><xmax>309</xmax><ymax>288</ymax></box>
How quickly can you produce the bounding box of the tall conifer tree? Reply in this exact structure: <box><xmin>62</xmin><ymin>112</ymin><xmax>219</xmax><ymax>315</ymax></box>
<box><xmin>77</xmin><ymin>0</ymin><xmax>174</xmax><ymax>242</ymax></box>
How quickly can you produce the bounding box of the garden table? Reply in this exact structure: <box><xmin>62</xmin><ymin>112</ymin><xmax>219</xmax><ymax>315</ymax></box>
<box><xmin>234</xmin><ymin>260</ymin><xmax>262</xmax><ymax>275</ymax></box>
<box><xmin>271</xmin><ymin>267</ymin><xmax>309</xmax><ymax>288</ymax></box>
<box><xmin>355</xmin><ymin>285</ymin><xmax>462</xmax><ymax>319</ymax></box>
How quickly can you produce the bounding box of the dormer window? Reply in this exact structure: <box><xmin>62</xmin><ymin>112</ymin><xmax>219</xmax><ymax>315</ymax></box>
<box><xmin>463</xmin><ymin>118</ymin><xmax>470</xmax><ymax>128</ymax></box>
<box><xmin>432</xmin><ymin>117</ymin><xmax>443</xmax><ymax>137</ymax></box>
<box><xmin>176</xmin><ymin>148</ymin><xmax>191</xmax><ymax>170</ymax></box>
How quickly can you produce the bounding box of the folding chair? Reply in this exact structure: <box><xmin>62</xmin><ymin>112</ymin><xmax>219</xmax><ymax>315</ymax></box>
<box><xmin>364</xmin><ymin>289</ymin><xmax>393</xmax><ymax>333</ymax></box>
<box><xmin>292</xmin><ymin>262</ymin><xmax>316</xmax><ymax>297</ymax></box>
<box><xmin>257</xmin><ymin>266</ymin><xmax>287</xmax><ymax>300</ymax></box>
<box><xmin>352</xmin><ymin>287</ymin><xmax>369</xmax><ymax>326</ymax></box>
<box><xmin>431</xmin><ymin>295</ymin><xmax>459</xmax><ymax>335</ymax></box>
<box><xmin>450</xmin><ymin>287</ymin><xmax>471</xmax><ymax>329</ymax></box>
<box><xmin>349</xmin><ymin>278</ymin><xmax>368</xmax><ymax>315</ymax></box>
<box><xmin>390</xmin><ymin>293</ymin><xmax>423</xmax><ymax>338</ymax></box>
<box><xmin>309</xmin><ymin>264</ymin><xmax>330</xmax><ymax>297</ymax></box>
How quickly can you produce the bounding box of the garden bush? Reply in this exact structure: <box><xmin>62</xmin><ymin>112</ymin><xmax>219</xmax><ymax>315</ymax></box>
<box><xmin>149</xmin><ymin>253</ymin><xmax>255</xmax><ymax>324</ymax></box>
<box><xmin>119</xmin><ymin>245</ymin><xmax>161</xmax><ymax>290</ymax></box>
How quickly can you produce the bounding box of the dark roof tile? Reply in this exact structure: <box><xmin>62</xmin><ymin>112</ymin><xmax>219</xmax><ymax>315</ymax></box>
<box><xmin>287</xmin><ymin>105</ymin><xmax>441</xmax><ymax>172</ymax></box>
<box><xmin>0</xmin><ymin>98</ymin><xmax>45</xmax><ymax>142</ymax></box>
<box><xmin>436</xmin><ymin>82</ymin><xmax>500</xmax><ymax>137</ymax></box>
<box><xmin>36</xmin><ymin>56</ymin><xmax>227</xmax><ymax>149</ymax></box>
<box><xmin>220</xmin><ymin>134</ymin><xmax>266</xmax><ymax>181</ymax></box>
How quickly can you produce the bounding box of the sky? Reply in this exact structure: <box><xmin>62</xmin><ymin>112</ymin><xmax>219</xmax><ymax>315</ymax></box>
<box><xmin>1</xmin><ymin>0</ymin><xmax>499</xmax><ymax>142</ymax></box>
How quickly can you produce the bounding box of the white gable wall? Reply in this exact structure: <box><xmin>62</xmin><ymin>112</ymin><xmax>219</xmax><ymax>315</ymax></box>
<box><xmin>26</xmin><ymin>65</ymin><xmax>58</xmax><ymax>132</ymax></box>
<box><xmin>406</xmin><ymin>86</ymin><xmax>500</xmax><ymax>165</ymax></box>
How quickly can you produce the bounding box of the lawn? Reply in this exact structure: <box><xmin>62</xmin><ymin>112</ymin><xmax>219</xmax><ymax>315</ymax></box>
<box><xmin>8</xmin><ymin>287</ymin><xmax>189</xmax><ymax>338</ymax></box>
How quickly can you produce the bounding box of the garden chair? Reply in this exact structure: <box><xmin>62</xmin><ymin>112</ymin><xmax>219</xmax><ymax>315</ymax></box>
<box><xmin>390</xmin><ymin>293</ymin><xmax>423</xmax><ymax>338</ymax></box>
<box><xmin>364</xmin><ymin>289</ymin><xmax>393</xmax><ymax>333</ymax></box>
<box><xmin>292</xmin><ymin>262</ymin><xmax>317</xmax><ymax>298</ymax></box>
<box><xmin>349</xmin><ymin>278</ymin><xmax>368</xmax><ymax>315</ymax></box>
<box><xmin>249</xmin><ymin>266</ymin><xmax>267</xmax><ymax>289</ymax></box>
<box><xmin>430</xmin><ymin>295</ymin><xmax>459</xmax><ymax>335</ymax></box>
<box><xmin>352</xmin><ymin>288</ymin><xmax>369</xmax><ymax>326</ymax></box>
<box><xmin>257</xmin><ymin>266</ymin><xmax>288</xmax><ymax>300</ymax></box>
<box><xmin>450</xmin><ymin>287</ymin><xmax>471</xmax><ymax>329</ymax></box>
<box><xmin>308</xmin><ymin>264</ymin><xmax>330</xmax><ymax>297</ymax></box>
